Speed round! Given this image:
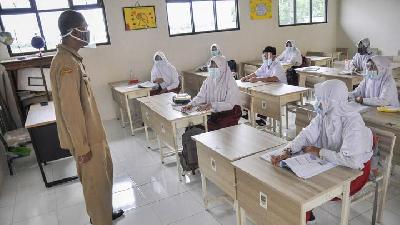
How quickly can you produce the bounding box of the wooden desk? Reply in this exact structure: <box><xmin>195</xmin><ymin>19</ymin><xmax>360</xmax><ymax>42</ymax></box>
<box><xmin>25</xmin><ymin>102</ymin><xmax>78</xmax><ymax>187</ymax></box>
<box><xmin>295</xmin><ymin>105</ymin><xmax>400</xmax><ymax>166</ymax></box>
<box><xmin>307</xmin><ymin>56</ymin><xmax>332</xmax><ymax>67</ymax></box>
<box><xmin>250</xmin><ymin>83</ymin><xmax>309</xmax><ymax>137</ymax></box>
<box><xmin>192</xmin><ymin>124</ymin><xmax>286</xmax><ymax>223</ymax></box>
<box><xmin>239</xmin><ymin>60</ymin><xmax>292</xmax><ymax>78</ymax></box>
<box><xmin>296</xmin><ymin>67</ymin><xmax>363</xmax><ymax>91</ymax></box>
<box><xmin>182</xmin><ymin>70</ymin><xmax>208</xmax><ymax>97</ymax></box>
<box><xmin>137</xmin><ymin>92</ymin><xmax>211</xmax><ymax>180</ymax></box>
<box><xmin>236</xmin><ymin>80</ymin><xmax>269</xmax><ymax>120</ymax></box>
<box><xmin>1</xmin><ymin>55</ymin><xmax>55</xmax><ymax>123</ymax></box>
<box><xmin>233</xmin><ymin>150</ymin><xmax>362</xmax><ymax>225</ymax></box>
<box><xmin>108</xmin><ymin>81</ymin><xmax>151</xmax><ymax>135</ymax></box>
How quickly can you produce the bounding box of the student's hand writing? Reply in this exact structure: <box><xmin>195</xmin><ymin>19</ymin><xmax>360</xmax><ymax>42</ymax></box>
<box><xmin>303</xmin><ymin>146</ymin><xmax>321</xmax><ymax>157</ymax></box>
<box><xmin>241</xmin><ymin>76</ymin><xmax>248</xmax><ymax>82</ymax></box>
<box><xmin>355</xmin><ymin>96</ymin><xmax>363</xmax><ymax>104</ymax></box>
<box><xmin>197</xmin><ymin>103</ymin><xmax>211</xmax><ymax>112</ymax></box>
<box><xmin>78</xmin><ymin>151</ymin><xmax>92</xmax><ymax>165</ymax></box>
<box><xmin>271</xmin><ymin>149</ymin><xmax>291</xmax><ymax>166</ymax></box>
<box><xmin>249</xmin><ymin>77</ymin><xmax>259</xmax><ymax>83</ymax></box>
<box><xmin>154</xmin><ymin>78</ymin><xmax>164</xmax><ymax>84</ymax></box>
<box><xmin>181</xmin><ymin>104</ymin><xmax>193</xmax><ymax>113</ymax></box>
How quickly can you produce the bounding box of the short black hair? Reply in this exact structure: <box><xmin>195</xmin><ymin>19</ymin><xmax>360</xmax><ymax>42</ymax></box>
<box><xmin>263</xmin><ymin>46</ymin><xmax>277</xmax><ymax>55</ymax></box>
<box><xmin>58</xmin><ymin>10</ymin><xmax>86</xmax><ymax>36</ymax></box>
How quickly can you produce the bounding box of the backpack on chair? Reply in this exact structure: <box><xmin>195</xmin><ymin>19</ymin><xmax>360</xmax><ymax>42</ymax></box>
<box><xmin>179</xmin><ymin>125</ymin><xmax>205</xmax><ymax>175</ymax></box>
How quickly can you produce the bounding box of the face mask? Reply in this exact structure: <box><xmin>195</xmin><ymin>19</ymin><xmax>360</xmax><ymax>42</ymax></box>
<box><xmin>313</xmin><ymin>99</ymin><xmax>323</xmax><ymax>114</ymax></box>
<box><xmin>208</xmin><ymin>68</ymin><xmax>221</xmax><ymax>80</ymax></box>
<box><xmin>211</xmin><ymin>50</ymin><xmax>220</xmax><ymax>57</ymax></box>
<box><xmin>365</xmin><ymin>69</ymin><xmax>379</xmax><ymax>80</ymax></box>
<box><xmin>267</xmin><ymin>59</ymin><xmax>273</xmax><ymax>66</ymax></box>
<box><xmin>262</xmin><ymin>55</ymin><xmax>267</xmax><ymax>63</ymax></box>
<box><xmin>358</xmin><ymin>47</ymin><xmax>367</xmax><ymax>55</ymax></box>
<box><xmin>62</xmin><ymin>28</ymin><xmax>91</xmax><ymax>46</ymax></box>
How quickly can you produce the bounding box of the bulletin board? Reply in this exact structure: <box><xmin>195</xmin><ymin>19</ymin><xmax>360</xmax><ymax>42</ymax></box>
<box><xmin>250</xmin><ymin>0</ymin><xmax>272</xmax><ymax>20</ymax></box>
<box><xmin>123</xmin><ymin>6</ymin><xmax>157</xmax><ymax>31</ymax></box>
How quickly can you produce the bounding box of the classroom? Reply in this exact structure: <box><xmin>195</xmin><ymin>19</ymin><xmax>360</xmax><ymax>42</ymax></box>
<box><xmin>0</xmin><ymin>0</ymin><xmax>399</xmax><ymax>225</ymax></box>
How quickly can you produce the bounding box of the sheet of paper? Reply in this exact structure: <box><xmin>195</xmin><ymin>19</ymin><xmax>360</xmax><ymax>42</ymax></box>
<box><xmin>172</xmin><ymin>105</ymin><xmax>202</xmax><ymax>116</ymax></box>
<box><xmin>138</xmin><ymin>81</ymin><xmax>157</xmax><ymax>88</ymax></box>
<box><xmin>281</xmin><ymin>153</ymin><xmax>336</xmax><ymax>179</ymax></box>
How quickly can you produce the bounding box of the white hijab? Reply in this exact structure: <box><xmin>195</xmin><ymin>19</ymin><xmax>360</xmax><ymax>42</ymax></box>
<box><xmin>210</xmin><ymin>43</ymin><xmax>222</xmax><ymax>57</ymax></box>
<box><xmin>150</xmin><ymin>51</ymin><xmax>179</xmax><ymax>90</ymax></box>
<box><xmin>192</xmin><ymin>56</ymin><xmax>241</xmax><ymax>111</ymax></box>
<box><xmin>315</xmin><ymin>80</ymin><xmax>361</xmax><ymax>152</ymax></box>
<box><xmin>362</xmin><ymin>56</ymin><xmax>400</xmax><ymax>106</ymax></box>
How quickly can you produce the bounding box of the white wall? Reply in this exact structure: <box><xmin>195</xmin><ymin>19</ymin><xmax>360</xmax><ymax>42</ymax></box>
<box><xmin>337</xmin><ymin>0</ymin><xmax>400</xmax><ymax>57</ymax></box>
<box><xmin>0</xmin><ymin>0</ymin><xmax>338</xmax><ymax>120</ymax></box>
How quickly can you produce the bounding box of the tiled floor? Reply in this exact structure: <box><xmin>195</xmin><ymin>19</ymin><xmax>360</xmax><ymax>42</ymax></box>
<box><xmin>1</xmin><ymin>116</ymin><xmax>400</xmax><ymax>225</ymax></box>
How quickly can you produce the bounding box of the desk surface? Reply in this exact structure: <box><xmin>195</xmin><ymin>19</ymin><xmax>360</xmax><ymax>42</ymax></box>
<box><xmin>137</xmin><ymin>92</ymin><xmax>210</xmax><ymax>121</ymax></box>
<box><xmin>193</xmin><ymin>124</ymin><xmax>286</xmax><ymax>161</ymax></box>
<box><xmin>236</xmin><ymin>80</ymin><xmax>268</xmax><ymax>90</ymax></box>
<box><xmin>233</xmin><ymin>150</ymin><xmax>362</xmax><ymax>204</ymax></box>
<box><xmin>108</xmin><ymin>80</ymin><xmax>152</xmax><ymax>94</ymax></box>
<box><xmin>25</xmin><ymin>101</ymin><xmax>56</xmax><ymax>129</ymax></box>
<box><xmin>250</xmin><ymin>83</ymin><xmax>309</xmax><ymax>97</ymax></box>
<box><xmin>242</xmin><ymin>60</ymin><xmax>292</xmax><ymax>68</ymax></box>
<box><xmin>307</xmin><ymin>56</ymin><xmax>332</xmax><ymax>61</ymax></box>
<box><xmin>296</xmin><ymin>66</ymin><xmax>362</xmax><ymax>79</ymax></box>
<box><xmin>362</xmin><ymin>108</ymin><xmax>400</xmax><ymax>131</ymax></box>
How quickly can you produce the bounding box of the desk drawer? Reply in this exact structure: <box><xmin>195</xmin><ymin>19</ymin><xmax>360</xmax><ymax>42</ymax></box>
<box><xmin>197</xmin><ymin>142</ymin><xmax>236</xmax><ymax>199</ymax></box>
<box><xmin>252</xmin><ymin>97</ymin><xmax>281</xmax><ymax>120</ymax></box>
<box><xmin>236</xmin><ymin>169</ymin><xmax>301</xmax><ymax>225</ymax></box>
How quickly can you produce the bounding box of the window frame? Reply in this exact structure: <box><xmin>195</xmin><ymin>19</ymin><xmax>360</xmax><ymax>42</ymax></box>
<box><xmin>165</xmin><ymin>0</ymin><xmax>240</xmax><ymax>37</ymax></box>
<box><xmin>278</xmin><ymin>0</ymin><xmax>328</xmax><ymax>27</ymax></box>
<box><xmin>0</xmin><ymin>0</ymin><xmax>111</xmax><ymax>56</ymax></box>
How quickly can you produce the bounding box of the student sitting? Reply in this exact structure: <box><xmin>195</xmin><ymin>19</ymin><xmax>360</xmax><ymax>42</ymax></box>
<box><xmin>271</xmin><ymin>80</ymin><xmax>373</xmax><ymax>223</ymax></box>
<box><xmin>350</xmin><ymin>38</ymin><xmax>374</xmax><ymax>73</ymax></box>
<box><xmin>241</xmin><ymin>46</ymin><xmax>287</xmax><ymax>84</ymax></box>
<box><xmin>277</xmin><ymin>40</ymin><xmax>302</xmax><ymax>67</ymax></box>
<box><xmin>198</xmin><ymin>43</ymin><xmax>223</xmax><ymax>72</ymax></box>
<box><xmin>183</xmin><ymin>55</ymin><xmax>241</xmax><ymax>131</ymax></box>
<box><xmin>349</xmin><ymin>56</ymin><xmax>399</xmax><ymax>107</ymax></box>
<box><xmin>150</xmin><ymin>51</ymin><xmax>180</xmax><ymax>96</ymax></box>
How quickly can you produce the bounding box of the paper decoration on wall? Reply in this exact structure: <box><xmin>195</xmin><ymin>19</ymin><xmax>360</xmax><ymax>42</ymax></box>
<box><xmin>123</xmin><ymin>6</ymin><xmax>157</xmax><ymax>31</ymax></box>
<box><xmin>250</xmin><ymin>0</ymin><xmax>272</xmax><ymax>20</ymax></box>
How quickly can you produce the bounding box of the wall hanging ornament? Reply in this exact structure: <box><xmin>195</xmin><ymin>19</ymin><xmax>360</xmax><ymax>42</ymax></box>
<box><xmin>250</xmin><ymin>0</ymin><xmax>273</xmax><ymax>20</ymax></box>
<box><xmin>123</xmin><ymin>2</ymin><xmax>157</xmax><ymax>31</ymax></box>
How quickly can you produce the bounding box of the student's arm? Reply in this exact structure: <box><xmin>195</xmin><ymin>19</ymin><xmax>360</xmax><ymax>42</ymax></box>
<box><xmin>58</xmin><ymin>64</ymin><xmax>91</xmax><ymax>158</ymax></box>
<box><xmin>276</xmin><ymin>51</ymin><xmax>285</xmax><ymax>62</ymax></box>
<box><xmin>211</xmin><ymin>78</ymin><xmax>240</xmax><ymax>112</ymax></box>
<box><xmin>166</xmin><ymin>67</ymin><xmax>180</xmax><ymax>91</ymax></box>
<box><xmin>362</xmin><ymin>81</ymin><xmax>395</xmax><ymax>106</ymax></box>
<box><xmin>190</xmin><ymin>80</ymin><xmax>208</xmax><ymax>106</ymax></box>
<box><xmin>348</xmin><ymin>79</ymin><xmax>365</xmax><ymax>100</ymax></box>
<box><xmin>241</xmin><ymin>73</ymin><xmax>256</xmax><ymax>81</ymax></box>
<box><xmin>320</xmin><ymin>119</ymin><xmax>373</xmax><ymax>169</ymax></box>
<box><xmin>258</xmin><ymin>76</ymin><xmax>279</xmax><ymax>83</ymax></box>
<box><xmin>286</xmin><ymin>115</ymin><xmax>322</xmax><ymax>154</ymax></box>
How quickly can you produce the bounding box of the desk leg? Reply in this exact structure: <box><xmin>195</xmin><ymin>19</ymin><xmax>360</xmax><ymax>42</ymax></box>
<box><xmin>203</xmin><ymin>115</ymin><xmax>208</xmax><ymax>132</ymax></box>
<box><xmin>340</xmin><ymin>182</ymin><xmax>351</xmax><ymax>225</ymax></box>
<box><xmin>120</xmin><ymin>108</ymin><xmax>125</xmax><ymax>128</ymax></box>
<box><xmin>250</xmin><ymin>98</ymin><xmax>256</xmax><ymax>127</ymax></box>
<box><xmin>201</xmin><ymin>172</ymin><xmax>209</xmax><ymax>209</ymax></box>
<box><xmin>157</xmin><ymin>135</ymin><xmax>164</xmax><ymax>164</ymax></box>
<box><xmin>172</xmin><ymin>124</ymin><xmax>182</xmax><ymax>181</ymax></box>
<box><xmin>124</xmin><ymin>96</ymin><xmax>135</xmax><ymax>136</ymax></box>
<box><xmin>299</xmin><ymin>74</ymin><xmax>306</xmax><ymax>88</ymax></box>
<box><xmin>346</xmin><ymin>80</ymin><xmax>353</xmax><ymax>91</ymax></box>
<box><xmin>240</xmin><ymin>207</ymin><xmax>247</xmax><ymax>225</ymax></box>
<box><xmin>286</xmin><ymin>105</ymin><xmax>289</xmax><ymax>129</ymax></box>
<box><xmin>234</xmin><ymin>200</ymin><xmax>242</xmax><ymax>225</ymax></box>
<box><xmin>279</xmin><ymin>107</ymin><xmax>283</xmax><ymax>138</ymax></box>
<box><xmin>144</xmin><ymin>123</ymin><xmax>150</xmax><ymax>148</ymax></box>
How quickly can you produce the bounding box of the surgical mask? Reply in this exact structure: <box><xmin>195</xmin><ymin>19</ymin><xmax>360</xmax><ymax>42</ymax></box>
<box><xmin>365</xmin><ymin>69</ymin><xmax>379</xmax><ymax>80</ymax></box>
<box><xmin>62</xmin><ymin>28</ymin><xmax>91</xmax><ymax>46</ymax></box>
<box><xmin>208</xmin><ymin>68</ymin><xmax>221</xmax><ymax>80</ymax></box>
<box><xmin>262</xmin><ymin>55</ymin><xmax>267</xmax><ymax>64</ymax></box>
<box><xmin>267</xmin><ymin>59</ymin><xmax>273</xmax><ymax>66</ymax></box>
<box><xmin>286</xmin><ymin>46</ymin><xmax>293</xmax><ymax>51</ymax></box>
<box><xmin>313</xmin><ymin>99</ymin><xmax>323</xmax><ymax>114</ymax></box>
<box><xmin>211</xmin><ymin>50</ymin><xmax>220</xmax><ymax>57</ymax></box>
<box><xmin>358</xmin><ymin>47</ymin><xmax>367</xmax><ymax>55</ymax></box>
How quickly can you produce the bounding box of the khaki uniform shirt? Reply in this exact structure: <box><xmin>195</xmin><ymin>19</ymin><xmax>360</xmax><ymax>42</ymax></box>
<box><xmin>50</xmin><ymin>44</ymin><xmax>107</xmax><ymax>157</ymax></box>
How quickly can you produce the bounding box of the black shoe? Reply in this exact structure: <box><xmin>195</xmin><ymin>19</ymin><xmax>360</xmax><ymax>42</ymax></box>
<box><xmin>256</xmin><ymin>119</ymin><xmax>266</xmax><ymax>126</ymax></box>
<box><xmin>241</xmin><ymin>114</ymin><xmax>249</xmax><ymax>120</ymax></box>
<box><xmin>112</xmin><ymin>209</ymin><xmax>124</xmax><ymax>220</ymax></box>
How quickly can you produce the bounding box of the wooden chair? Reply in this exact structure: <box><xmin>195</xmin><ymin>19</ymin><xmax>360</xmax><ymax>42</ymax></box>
<box><xmin>342</xmin><ymin>127</ymin><xmax>396</xmax><ymax>225</ymax></box>
<box><xmin>336</xmin><ymin>48</ymin><xmax>349</xmax><ymax>60</ymax></box>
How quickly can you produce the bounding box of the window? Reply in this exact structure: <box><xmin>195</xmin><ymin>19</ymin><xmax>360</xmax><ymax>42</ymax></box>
<box><xmin>0</xmin><ymin>0</ymin><xmax>110</xmax><ymax>56</ymax></box>
<box><xmin>166</xmin><ymin>0</ymin><xmax>239</xmax><ymax>36</ymax></box>
<box><xmin>278</xmin><ymin>0</ymin><xmax>327</xmax><ymax>26</ymax></box>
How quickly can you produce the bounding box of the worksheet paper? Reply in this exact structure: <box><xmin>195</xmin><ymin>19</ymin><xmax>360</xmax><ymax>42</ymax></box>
<box><xmin>260</xmin><ymin>150</ymin><xmax>337</xmax><ymax>179</ymax></box>
<box><xmin>172</xmin><ymin>105</ymin><xmax>202</xmax><ymax>116</ymax></box>
<box><xmin>138</xmin><ymin>81</ymin><xmax>157</xmax><ymax>88</ymax></box>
